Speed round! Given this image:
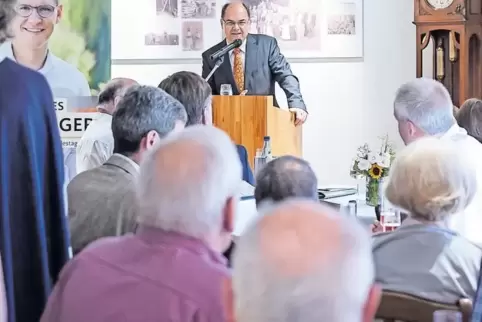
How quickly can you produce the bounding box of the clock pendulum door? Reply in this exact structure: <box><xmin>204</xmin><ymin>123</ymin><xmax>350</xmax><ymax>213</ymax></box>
<box><xmin>414</xmin><ymin>0</ymin><xmax>482</xmax><ymax>107</ymax></box>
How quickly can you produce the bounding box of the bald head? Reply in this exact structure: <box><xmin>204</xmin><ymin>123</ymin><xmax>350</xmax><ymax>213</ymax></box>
<box><xmin>232</xmin><ymin>199</ymin><xmax>377</xmax><ymax>322</ymax></box>
<box><xmin>98</xmin><ymin>77</ymin><xmax>138</xmax><ymax>113</ymax></box>
<box><xmin>137</xmin><ymin>125</ymin><xmax>242</xmax><ymax>241</ymax></box>
<box><xmin>256</xmin><ymin>201</ymin><xmax>345</xmax><ymax>275</ymax></box>
<box><xmin>255</xmin><ymin>155</ymin><xmax>318</xmax><ymax>206</ymax></box>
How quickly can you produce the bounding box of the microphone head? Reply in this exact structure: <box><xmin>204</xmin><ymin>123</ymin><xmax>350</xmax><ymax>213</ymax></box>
<box><xmin>233</xmin><ymin>39</ymin><xmax>242</xmax><ymax>47</ymax></box>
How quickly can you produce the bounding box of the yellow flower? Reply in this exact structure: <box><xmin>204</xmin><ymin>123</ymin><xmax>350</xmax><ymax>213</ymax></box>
<box><xmin>368</xmin><ymin>164</ymin><xmax>383</xmax><ymax>179</ymax></box>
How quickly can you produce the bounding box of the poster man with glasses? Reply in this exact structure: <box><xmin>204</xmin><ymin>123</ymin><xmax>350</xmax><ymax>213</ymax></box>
<box><xmin>0</xmin><ymin>0</ymin><xmax>111</xmax><ymax>184</ymax></box>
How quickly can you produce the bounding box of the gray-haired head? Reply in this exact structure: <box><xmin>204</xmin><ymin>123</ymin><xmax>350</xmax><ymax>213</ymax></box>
<box><xmin>385</xmin><ymin>136</ymin><xmax>476</xmax><ymax>222</ymax></box>
<box><xmin>393</xmin><ymin>78</ymin><xmax>455</xmax><ymax>145</ymax></box>
<box><xmin>98</xmin><ymin>78</ymin><xmax>138</xmax><ymax>113</ymax></box>
<box><xmin>158</xmin><ymin>71</ymin><xmax>213</xmax><ymax>126</ymax></box>
<box><xmin>0</xmin><ymin>0</ymin><xmax>15</xmax><ymax>44</ymax></box>
<box><xmin>255</xmin><ymin>156</ymin><xmax>318</xmax><ymax>207</ymax></box>
<box><xmin>232</xmin><ymin>198</ymin><xmax>379</xmax><ymax>322</ymax></box>
<box><xmin>112</xmin><ymin>85</ymin><xmax>187</xmax><ymax>157</ymax></box>
<box><xmin>137</xmin><ymin>125</ymin><xmax>241</xmax><ymax>249</ymax></box>
<box><xmin>456</xmin><ymin>98</ymin><xmax>482</xmax><ymax>144</ymax></box>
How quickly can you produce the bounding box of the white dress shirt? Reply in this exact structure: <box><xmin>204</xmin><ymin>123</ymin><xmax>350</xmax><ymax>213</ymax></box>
<box><xmin>76</xmin><ymin>112</ymin><xmax>114</xmax><ymax>173</ymax></box>
<box><xmin>0</xmin><ymin>42</ymin><xmax>90</xmax><ymax>97</ymax></box>
<box><xmin>440</xmin><ymin>125</ymin><xmax>482</xmax><ymax>245</ymax></box>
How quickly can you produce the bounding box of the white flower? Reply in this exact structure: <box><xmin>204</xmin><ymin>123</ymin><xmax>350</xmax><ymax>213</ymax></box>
<box><xmin>378</xmin><ymin>153</ymin><xmax>391</xmax><ymax>168</ymax></box>
<box><xmin>358</xmin><ymin>159</ymin><xmax>371</xmax><ymax>171</ymax></box>
<box><xmin>368</xmin><ymin>153</ymin><xmax>378</xmax><ymax>164</ymax></box>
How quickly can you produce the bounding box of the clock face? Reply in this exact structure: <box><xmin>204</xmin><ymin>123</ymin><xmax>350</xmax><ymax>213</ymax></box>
<box><xmin>426</xmin><ymin>0</ymin><xmax>455</xmax><ymax>9</ymax></box>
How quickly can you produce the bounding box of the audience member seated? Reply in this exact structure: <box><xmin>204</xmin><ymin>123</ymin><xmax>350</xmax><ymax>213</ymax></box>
<box><xmin>76</xmin><ymin>77</ymin><xmax>137</xmax><ymax>173</ymax></box>
<box><xmin>224</xmin><ymin>155</ymin><xmax>318</xmax><ymax>264</ymax></box>
<box><xmin>225</xmin><ymin>199</ymin><xmax>380</xmax><ymax>322</ymax></box>
<box><xmin>158</xmin><ymin>71</ymin><xmax>255</xmax><ymax>185</ymax></box>
<box><xmin>67</xmin><ymin>85</ymin><xmax>187</xmax><ymax>254</ymax></box>
<box><xmin>254</xmin><ymin>155</ymin><xmax>318</xmax><ymax>206</ymax></box>
<box><xmin>373</xmin><ymin>137</ymin><xmax>482</xmax><ymax>303</ymax></box>
<box><xmin>393</xmin><ymin>78</ymin><xmax>482</xmax><ymax>244</ymax></box>
<box><xmin>455</xmin><ymin>98</ymin><xmax>482</xmax><ymax>144</ymax></box>
<box><xmin>41</xmin><ymin>125</ymin><xmax>240</xmax><ymax>322</ymax></box>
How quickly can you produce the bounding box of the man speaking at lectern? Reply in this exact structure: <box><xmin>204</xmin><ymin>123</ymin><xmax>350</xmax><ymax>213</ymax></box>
<box><xmin>201</xmin><ymin>1</ymin><xmax>307</xmax><ymax>125</ymax></box>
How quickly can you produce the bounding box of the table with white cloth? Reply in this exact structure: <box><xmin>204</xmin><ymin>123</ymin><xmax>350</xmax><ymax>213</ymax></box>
<box><xmin>234</xmin><ymin>191</ymin><xmax>377</xmax><ymax>237</ymax></box>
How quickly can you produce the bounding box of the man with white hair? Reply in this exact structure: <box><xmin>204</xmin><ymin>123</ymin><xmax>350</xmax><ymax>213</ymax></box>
<box><xmin>393</xmin><ymin>77</ymin><xmax>482</xmax><ymax>244</ymax></box>
<box><xmin>226</xmin><ymin>199</ymin><xmax>380</xmax><ymax>322</ymax></box>
<box><xmin>41</xmin><ymin>125</ymin><xmax>241</xmax><ymax>322</ymax></box>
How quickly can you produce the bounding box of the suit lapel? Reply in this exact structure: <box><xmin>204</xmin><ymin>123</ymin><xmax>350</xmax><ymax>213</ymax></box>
<box><xmin>244</xmin><ymin>34</ymin><xmax>258</xmax><ymax>93</ymax></box>
<box><xmin>217</xmin><ymin>40</ymin><xmax>239</xmax><ymax>95</ymax></box>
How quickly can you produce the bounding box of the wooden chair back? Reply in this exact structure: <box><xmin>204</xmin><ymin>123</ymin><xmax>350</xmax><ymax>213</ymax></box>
<box><xmin>376</xmin><ymin>290</ymin><xmax>472</xmax><ymax>322</ymax></box>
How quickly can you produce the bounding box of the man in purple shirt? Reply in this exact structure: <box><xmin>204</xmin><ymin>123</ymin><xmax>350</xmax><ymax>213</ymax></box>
<box><xmin>40</xmin><ymin>125</ymin><xmax>242</xmax><ymax>322</ymax></box>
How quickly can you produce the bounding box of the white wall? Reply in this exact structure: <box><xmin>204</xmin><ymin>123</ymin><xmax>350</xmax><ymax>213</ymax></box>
<box><xmin>112</xmin><ymin>0</ymin><xmax>416</xmax><ymax>186</ymax></box>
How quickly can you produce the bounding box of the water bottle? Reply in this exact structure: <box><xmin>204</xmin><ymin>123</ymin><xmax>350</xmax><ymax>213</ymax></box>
<box><xmin>261</xmin><ymin>136</ymin><xmax>273</xmax><ymax>162</ymax></box>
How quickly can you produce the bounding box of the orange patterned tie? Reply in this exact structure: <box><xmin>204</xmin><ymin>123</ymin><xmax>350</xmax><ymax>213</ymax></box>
<box><xmin>233</xmin><ymin>48</ymin><xmax>244</xmax><ymax>92</ymax></box>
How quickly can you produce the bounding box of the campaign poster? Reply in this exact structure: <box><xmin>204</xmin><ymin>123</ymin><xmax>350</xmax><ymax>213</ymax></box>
<box><xmin>51</xmin><ymin>0</ymin><xmax>112</xmax><ymax>181</ymax></box>
<box><xmin>1</xmin><ymin>0</ymin><xmax>111</xmax><ymax>181</ymax></box>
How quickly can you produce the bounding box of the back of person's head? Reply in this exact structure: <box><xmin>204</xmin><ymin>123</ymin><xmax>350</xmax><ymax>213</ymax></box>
<box><xmin>230</xmin><ymin>199</ymin><xmax>379</xmax><ymax>322</ymax></box>
<box><xmin>158</xmin><ymin>71</ymin><xmax>213</xmax><ymax>126</ymax></box>
<box><xmin>254</xmin><ymin>156</ymin><xmax>318</xmax><ymax>206</ymax></box>
<box><xmin>385</xmin><ymin>136</ymin><xmax>476</xmax><ymax>222</ymax></box>
<box><xmin>137</xmin><ymin>125</ymin><xmax>242</xmax><ymax>251</ymax></box>
<box><xmin>98</xmin><ymin>78</ymin><xmax>138</xmax><ymax>113</ymax></box>
<box><xmin>456</xmin><ymin>98</ymin><xmax>482</xmax><ymax>143</ymax></box>
<box><xmin>0</xmin><ymin>0</ymin><xmax>15</xmax><ymax>44</ymax></box>
<box><xmin>112</xmin><ymin>85</ymin><xmax>187</xmax><ymax>157</ymax></box>
<box><xmin>393</xmin><ymin>78</ymin><xmax>455</xmax><ymax>144</ymax></box>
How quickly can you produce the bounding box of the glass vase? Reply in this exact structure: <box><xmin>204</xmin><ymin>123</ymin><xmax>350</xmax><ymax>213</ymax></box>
<box><xmin>366</xmin><ymin>177</ymin><xmax>380</xmax><ymax>207</ymax></box>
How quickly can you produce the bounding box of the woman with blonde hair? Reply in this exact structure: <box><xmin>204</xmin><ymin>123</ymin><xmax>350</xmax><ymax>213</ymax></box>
<box><xmin>372</xmin><ymin>137</ymin><xmax>482</xmax><ymax>303</ymax></box>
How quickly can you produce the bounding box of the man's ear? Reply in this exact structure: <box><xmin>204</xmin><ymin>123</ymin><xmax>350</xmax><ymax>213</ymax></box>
<box><xmin>145</xmin><ymin>130</ymin><xmax>159</xmax><ymax>150</ymax></box>
<box><xmin>222</xmin><ymin>277</ymin><xmax>235</xmax><ymax>322</ymax></box>
<box><xmin>362</xmin><ymin>283</ymin><xmax>381</xmax><ymax>322</ymax></box>
<box><xmin>223</xmin><ymin>197</ymin><xmax>235</xmax><ymax>233</ymax></box>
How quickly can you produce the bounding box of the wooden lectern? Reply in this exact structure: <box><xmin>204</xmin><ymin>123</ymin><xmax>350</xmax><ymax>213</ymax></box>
<box><xmin>212</xmin><ymin>95</ymin><xmax>302</xmax><ymax>169</ymax></box>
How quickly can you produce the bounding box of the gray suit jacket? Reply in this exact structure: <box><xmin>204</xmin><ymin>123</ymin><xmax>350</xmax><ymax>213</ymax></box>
<box><xmin>67</xmin><ymin>154</ymin><xmax>139</xmax><ymax>254</ymax></box>
<box><xmin>202</xmin><ymin>34</ymin><xmax>306</xmax><ymax>110</ymax></box>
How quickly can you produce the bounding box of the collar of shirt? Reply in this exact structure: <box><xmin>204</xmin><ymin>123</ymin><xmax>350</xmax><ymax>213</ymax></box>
<box><xmin>439</xmin><ymin>124</ymin><xmax>468</xmax><ymax>141</ymax></box>
<box><xmin>1</xmin><ymin>41</ymin><xmax>54</xmax><ymax>75</ymax></box>
<box><xmin>136</xmin><ymin>225</ymin><xmax>228</xmax><ymax>266</ymax></box>
<box><xmin>113</xmin><ymin>153</ymin><xmax>140</xmax><ymax>172</ymax></box>
<box><xmin>229</xmin><ymin>38</ymin><xmax>247</xmax><ymax>55</ymax></box>
<box><xmin>401</xmin><ymin>217</ymin><xmax>449</xmax><ymax>229</ymax></box>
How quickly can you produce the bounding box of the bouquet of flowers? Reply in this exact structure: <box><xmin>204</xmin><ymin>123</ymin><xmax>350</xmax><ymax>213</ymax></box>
<box><xmin>350</xmin><ymin>134</ymin><xmax>396</xmax><ymax>206</ymax></box>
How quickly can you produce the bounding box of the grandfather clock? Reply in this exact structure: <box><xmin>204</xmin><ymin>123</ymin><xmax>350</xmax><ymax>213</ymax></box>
<box><xmin>414</xmin><ymin>0</ymin><xmax>482</xmax><ymax>107</ymax></box>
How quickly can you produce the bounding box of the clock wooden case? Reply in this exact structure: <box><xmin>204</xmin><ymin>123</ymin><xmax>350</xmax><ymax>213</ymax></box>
<box><xmin>414</xmin><ymin>0</ymin><xmax>482</xmax><ymax>106</ymax></box>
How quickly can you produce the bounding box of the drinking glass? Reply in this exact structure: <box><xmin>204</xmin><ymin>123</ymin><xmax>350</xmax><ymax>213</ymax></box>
<box><xmin>380</xmin><ymin>208</ymin><xmax>401</xmax><ymax>232</ymax></box>
<box><xmin>254</xmin><ymin>148</ymin><xmax>265</xmax><ymax>175</ymax></box>
<box><xmin>220</xmin><ymin>84</ymin><xmax>233</xmax><ymax>96</ymax></box>
<box><xmin>433</xmin><ymin>310</ymin><xmax>462</xmax><ymax>322</ymax></box>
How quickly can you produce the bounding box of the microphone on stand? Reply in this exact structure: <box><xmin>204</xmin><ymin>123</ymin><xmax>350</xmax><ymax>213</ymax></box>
<box><xmin>204</xmin><ymin>56</ymin><xmax>224</xmax><ymax>82</ymax></box>
<box><xmin>209</xmin><ymin>39</ymin><xmax>242</xmax><ymax>61</ymax></box>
